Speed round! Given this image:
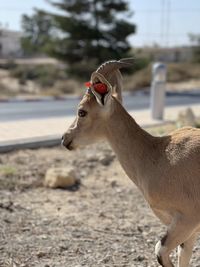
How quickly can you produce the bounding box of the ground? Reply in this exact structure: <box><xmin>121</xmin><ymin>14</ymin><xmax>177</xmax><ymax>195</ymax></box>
<box><xmin>0</xmin><ymin>127</ymin><xmax>200</xmax><ymax>267</ymax></box>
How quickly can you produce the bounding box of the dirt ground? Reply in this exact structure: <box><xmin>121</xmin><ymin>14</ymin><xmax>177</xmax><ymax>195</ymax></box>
<box><xmin>0</xmin><ymin>138</ymin><xmax>200</xmax><ymax>267</ymax></box>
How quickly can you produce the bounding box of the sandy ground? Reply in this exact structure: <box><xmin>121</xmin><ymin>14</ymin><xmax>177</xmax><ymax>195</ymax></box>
<box><xmin>0</xmin><ymin>69</ymin><xmax>39</xmax><ymax>96</ymax></box>
<box><xmin>0</xmin><ymin>139</ymin><xmax>200</xmax><ymax>267</ymax></box>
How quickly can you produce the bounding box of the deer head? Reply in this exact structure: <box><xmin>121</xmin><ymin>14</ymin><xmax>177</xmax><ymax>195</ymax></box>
<box><xmin>62</xmin><ymin>58</ymin><xmax>133</xmax><ymax>150</ymax></box>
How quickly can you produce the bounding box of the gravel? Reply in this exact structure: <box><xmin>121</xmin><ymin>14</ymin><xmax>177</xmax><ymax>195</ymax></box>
<box><xmin>0</xmin><ymin>142</ymin><xmax>200</xmax><ymax>267</ymax></box>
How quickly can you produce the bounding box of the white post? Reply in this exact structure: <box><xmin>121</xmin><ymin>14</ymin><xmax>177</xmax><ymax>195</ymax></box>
<box><xmin>150</xmin><ymin>62</ymin><xmax>167</xmax><ymax>120</ymax></box>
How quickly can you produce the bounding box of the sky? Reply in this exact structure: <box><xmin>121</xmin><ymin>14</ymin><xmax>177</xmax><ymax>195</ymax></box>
<box><xmin>0</xmin><ymin>0</ymin><xmax>200</xmax><ymax>47</ymax></box>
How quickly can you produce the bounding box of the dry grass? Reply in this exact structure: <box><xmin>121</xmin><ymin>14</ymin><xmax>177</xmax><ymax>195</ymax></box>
<box><xmin>1</xmin><ymin>62</ymin><xmax>200</xmax><ymax>97</ymax></box>
<box><xmin>123</xmin><ymin>65</ymin><xmax>151</xmax><ymax>91</ymax></box>
<box><xmin>167</xmin><ymin>63</ymin><xmax>200</xmax><ymax>82</ymax></box>
<box><xmin>146</xmin><ymin>122</ymin><xmax>177</xmax><ymax>136</ymax></box>
<box><xmin>124</xmin><ymin>62</ymin><xmax>200</xmax><ymax>91</ymax></box>
<box><xmin>0</xmin><ymin>165</ymin><xmax>17</xmax><ymax>176</ymax></box>
<box><xmin>43</xmin><ymin>79</ymin><xmax>82</xmax><ymax>96</ymax></box>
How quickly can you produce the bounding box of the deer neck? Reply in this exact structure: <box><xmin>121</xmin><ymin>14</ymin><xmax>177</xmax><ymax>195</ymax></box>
<box><xmin>105</xmin><ymin>98</ymin><xmax>158</xmax><ymax>188</ymax></box>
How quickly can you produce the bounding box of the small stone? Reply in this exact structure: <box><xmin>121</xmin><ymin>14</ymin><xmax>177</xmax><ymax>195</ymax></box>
<box><xmin>99</xmin><ymin>211</ymin><xmax>106</xmax><ymax>217</ymax></box>
<box><xmin>44</xmin><ymin>167</ymin><xmax>78</xmax><ymax>189</ymax></box>
<box><xmin>86</xmin><ymin>153</ymin><xmax>99</xmax><ymax>162</ymax></box>
<box><xmin>59</xmin><ymin>245</ymin><xmax>69</xmax><ymax>252</ymax></box>
<box><xmin>177</xmin><ymin>108</ymin><xmax>196</xmax><ymax>127</ymax></box>
<box><xmin>37</xmin><ymin>251</ymin><xmax>46</xmax><ymax>258</ymax></box>
<box><xmin>137</xmin><ymin>226</ymin><xmax>143</xmax><ymax>233</ymax></box>
<box><xmin>80</xmin><ymin>170</ymin><xmax>87</xmax><ymax>178</ymax></box>
<box><xmin>100</xmin><ymin>255</ymin><xmax>111</xmax><ymax>263</ymax></box>
<box><xmin>134</xmin><ymin>255</ymin><xmax>145</xmax><ymax>262</ymax></box>
<box><xmin>111</xmin><ymin>180</ymin><xmax>118</xmax><ymax>187</ymax></box>
<box><xmin>99</xmin><ymin>154</ymin><xmax>115</xmax><ymax>166</ymax></box>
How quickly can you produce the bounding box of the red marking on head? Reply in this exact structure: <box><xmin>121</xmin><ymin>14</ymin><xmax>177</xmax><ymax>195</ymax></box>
<box><xmin>84</xmin><ymin>81</ymin><xmax>108</xmax><ymax>94</ymax></box>
<box><xmin>93</xmin><ymin>83</ymin><xmax>108</xmax><ymax>94</ymax></box>
<box><xmin>85</xmin><ymin>81</ymin><xmax>92</xmax><ymax>88</ymax></box>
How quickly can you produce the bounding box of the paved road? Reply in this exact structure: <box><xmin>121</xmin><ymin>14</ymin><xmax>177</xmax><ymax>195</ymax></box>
<box><xmin>0</xmin><ymin>90</ymin><xmax>200</xmax><ymax>122</ymax></box>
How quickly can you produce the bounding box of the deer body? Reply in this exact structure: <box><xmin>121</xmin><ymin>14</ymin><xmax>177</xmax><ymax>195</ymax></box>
<box><xmin>62</xmin><ymin>59</ymin><xmax>200</xmax><ymax>267</ymax></box>
<box><xmin>104</xmin><ymin>97</ymin><xmax>200</xmax><ymax>222</ymax></box>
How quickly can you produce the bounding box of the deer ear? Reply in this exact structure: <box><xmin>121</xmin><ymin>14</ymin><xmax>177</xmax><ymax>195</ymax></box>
<box><xmin>90</xmin><ymin>72</ymin><xmax>113</xmax><ymax>106</ymax></box>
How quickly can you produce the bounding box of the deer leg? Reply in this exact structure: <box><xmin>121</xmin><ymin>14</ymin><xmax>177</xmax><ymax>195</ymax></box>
<box><xmin>177</xmin><ymin>233</ymin><xmax>196</xmax><ymax>267</ymax></box>
<box><xmin>155</xmin><ymin>216</ymin><xmax>195</xmax><ymax>267</ymax></box>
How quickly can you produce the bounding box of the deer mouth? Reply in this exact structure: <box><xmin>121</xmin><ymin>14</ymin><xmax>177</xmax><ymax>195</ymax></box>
<box><xmin>65</xmin><ymin>140</ymin><xmax>74</xmax><ymax>151</ymax></box>
<box><xmin>62</xmin><ymin>139</ymin><xmax>74</xmax><ymax>151</ymax></box>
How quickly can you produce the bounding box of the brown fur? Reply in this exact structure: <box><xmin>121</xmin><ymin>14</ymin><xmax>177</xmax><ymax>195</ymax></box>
<box><xmin>62</xmin><ymin>60</ymin><xmax>200</xmax><ymax>267</ymax></box>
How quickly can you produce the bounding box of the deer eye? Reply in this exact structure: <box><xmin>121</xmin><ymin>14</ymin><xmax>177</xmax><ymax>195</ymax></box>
<box><xmin>78</xmin><ymin>109</ymin><xmax>87</xmax><ymax>117</ymax></box>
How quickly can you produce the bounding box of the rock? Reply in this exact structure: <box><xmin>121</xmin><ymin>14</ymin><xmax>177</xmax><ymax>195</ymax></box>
<box><xmin>44</xmin><ymin>167</ymin><xmax>78</xmax><ymax>189</ymax></box>
<box><xmin>36</xmin><ymin>251</ymin><xmax>46</xmax><ymax>258</ymax></box>
<box><xmin>86</xmin><ymin>153</ymin><xmax>99</xmax><ymax>162</ymax></box>
<box><xmin>80</xmin><ymin>170</ymin><xmax>87</xmax><ymax>178</ymax></box>
<box><xmin>110</xmin><ymin>180</ymin><xmax>118</xmax><ymax>187</ymax></box>
<box><xmin>99</xmin><ymin>153</ymin><xmax>115</xmax><ymax>166</ymax></box>
<box><xmin>134</xmin><ymin>255</ymin><xmax>145</xmax><ymax>262</ymax></box>
<box><xmin>177</xmin><ymin>108</ymin><xmax>196</xmax><ymax>127</ymax></box>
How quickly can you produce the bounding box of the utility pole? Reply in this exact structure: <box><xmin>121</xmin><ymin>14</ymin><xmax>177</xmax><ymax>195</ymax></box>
<box><xmin>160</xmin><ymin>0</ymin><xmax>171</xmax><ymax>47</ymax></box>
<box><xmin>160</xmin><ymin>0</ymin><xmax>165</xmax><ymax>46</ymax></box>
<box><xmin>0</xmin><ymin>27</ymin><xmax>2</xmax><ymax>58</ymax></box>
<box><xmin>166</xmin><ymin>0</ymin><xmax>171</xmax><ymax>47</ymax></box>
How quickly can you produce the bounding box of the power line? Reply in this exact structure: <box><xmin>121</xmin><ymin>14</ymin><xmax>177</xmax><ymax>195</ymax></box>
<box><xmin>160</xmin><ymin>0</ymin><xmax>165</xmax><ymax>46</ymax></box>
<box><xmin>133</xmin><ymin>33</ymin><xmax>192</xmax><ymax>37</ymax></box>
<box><xmin>135</xmin><ymin>8</ymin><xmax>200</xmax><ymax>13</ymax></box>
<box><xmin>0</xmin><ymin>7</ymin><xmax>200</xmax><ymax>12</ymax></box>
<box><xmin>165</xmin><ymin>0</ymin><xmax>171</xmax><ymax>46</ymax></box>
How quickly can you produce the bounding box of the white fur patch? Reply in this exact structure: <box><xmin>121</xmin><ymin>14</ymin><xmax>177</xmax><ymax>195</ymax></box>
<box><xmin>155</xmin><ymin>240</ymin><xmax>162</xmax><ymax>256</ymax></box>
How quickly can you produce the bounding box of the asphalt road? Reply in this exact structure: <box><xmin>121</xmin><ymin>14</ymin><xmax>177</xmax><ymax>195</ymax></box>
<box><xmin>0</xmin><ymin>90</ymin><xmax>200</xmax><ymax>122</ymax></box>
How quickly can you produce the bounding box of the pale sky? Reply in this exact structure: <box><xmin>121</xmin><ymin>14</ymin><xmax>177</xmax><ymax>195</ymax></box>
<box><xmin>0</xmin><ymin>0</ymin><xmax>200</xmax><ymax>47</ymax></box>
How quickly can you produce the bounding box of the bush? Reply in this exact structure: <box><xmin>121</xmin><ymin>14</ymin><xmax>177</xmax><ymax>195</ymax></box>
<box><xmin>10</xmin><ymin>64</ymin><xmax>68</xmax><ymax>88</ymax></box>
<box><xmin>167</xmin><ymin>63</ymin><xmax>200</xmax><ymax>82</ymax></box>
<box><xmin>124</xmin><ymin>62</ymin><xmax>200</xmax><ymax>91</ymax></box>
<box><xmin>11</xmin><ymin>65</ymin><xmax>40</xmax><ymax>80</ymax></box>
<box><xmin>133</xmin><ymin>57</ymin><xmax>151</xmax><ymax>72</ymax></box>
<box><xmin>55</xmin><ymin>80</ymin><xmax>81</xmax><ymax>94</ymax></box>
<box><xmin>0</xmin><ymin>59</ymin><xmax>17</xmax><ymax>70</ymax></box>
<box><xmin>124</xmin><ymin>64</ymin><xmax>151</xmax><ymax>91</ymax></box>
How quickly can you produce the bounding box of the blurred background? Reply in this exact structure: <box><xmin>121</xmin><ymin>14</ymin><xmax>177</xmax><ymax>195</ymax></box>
<box><xmin>0</xmin><ymin>0</ymin><xmax>200</xmax><ymax>147</ymax></box>
<box><xmin>0</xmin><ymin>0</ymin><xmax>200</xmax><ymax>97</ymax></box>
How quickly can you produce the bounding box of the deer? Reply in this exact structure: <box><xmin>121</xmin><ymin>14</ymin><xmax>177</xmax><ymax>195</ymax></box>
<box><xmin>62</xmin><ymin>58</ymin><xmax>200</xmax><ymax>267</ymax></box>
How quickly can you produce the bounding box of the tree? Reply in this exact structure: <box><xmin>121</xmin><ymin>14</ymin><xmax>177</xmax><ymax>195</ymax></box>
<box><xmin>21</xmin><ymin>10</ymin><xmax>54</xmax><ymax>55</ymax></box>
<box><xmin>22</xmin><ymin>0</ymin><xmax>136</xmax><ymax>78</ymax></box>
<box><xmin>189</xmin><ymin>33</ymin><xmax>200</xmax><ymax>63</ymax></box>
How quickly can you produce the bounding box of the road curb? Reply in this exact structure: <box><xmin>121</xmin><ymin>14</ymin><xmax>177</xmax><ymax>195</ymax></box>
<box><xmin>0</xmin><ymin>120</ymin><xmax>171</xmax><ymax>153</ymax></box>
<box><xmin>0</xmin><ymin>135</ymin><xmax>61</xmax><ymax>153</ymax></box>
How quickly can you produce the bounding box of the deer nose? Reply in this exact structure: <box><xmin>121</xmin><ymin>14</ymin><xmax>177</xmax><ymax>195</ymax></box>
<box><xmin>61</xmin><ymin>134</ymin><xmax>65</xmax><ymax>146</ymax></box>
<box><xmin>61</xmin><ymin>133</ymin><xmax>73</xmax><ymax>150</ymax></box>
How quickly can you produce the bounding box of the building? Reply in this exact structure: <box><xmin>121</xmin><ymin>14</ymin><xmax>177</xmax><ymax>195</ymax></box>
<box><xmin>136</xmin><ymin>46</ymin><xmax>193</xmax><ymax>63</ymax></box>
<box><xmin>0</xmin><ymin>29</ymin><xmax>22</xmax><ymax>58</ymax></box>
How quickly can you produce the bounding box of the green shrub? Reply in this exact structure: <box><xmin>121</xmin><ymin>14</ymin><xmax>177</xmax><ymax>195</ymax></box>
<box><xmin>0</xmin><ymin>165</ymin><xmax>17</xmax><ymax>177</ymax></box>
<box><xmin>133</xmin><ymin>57</ymin><xmax>151</xmax><ymax>72</ymax></box>
<box><xmin>11</xmin><ymin>65</ymin><xmax>38</xmax><ymax>80</ymax></box>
